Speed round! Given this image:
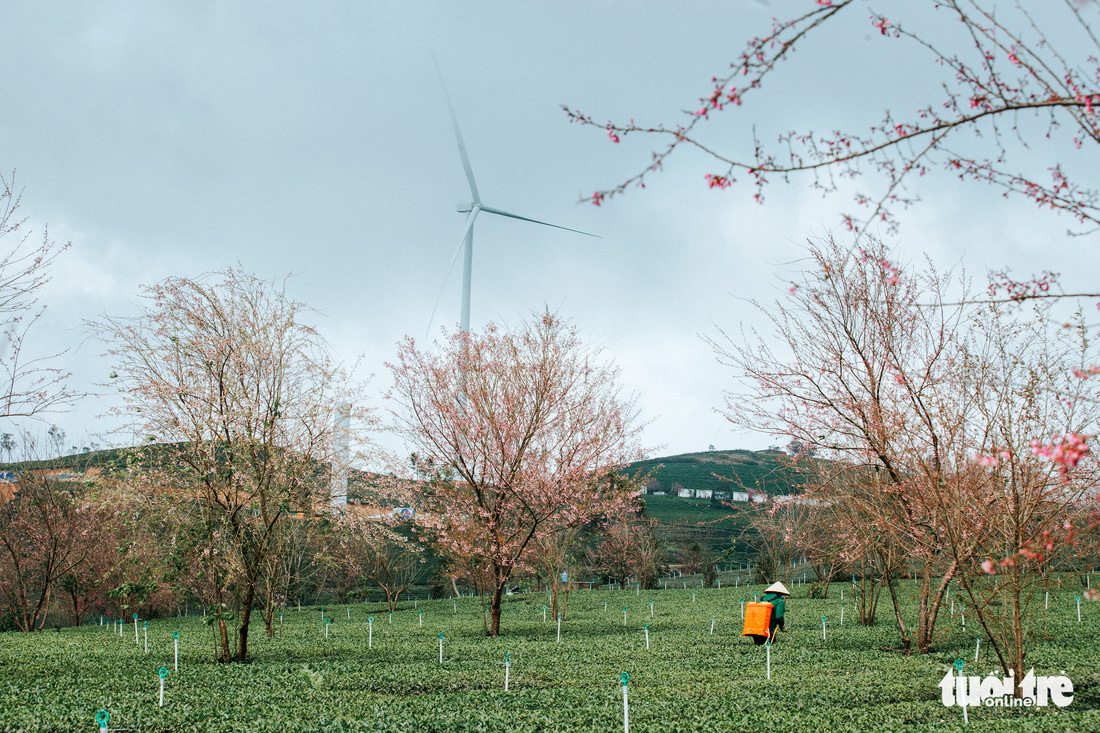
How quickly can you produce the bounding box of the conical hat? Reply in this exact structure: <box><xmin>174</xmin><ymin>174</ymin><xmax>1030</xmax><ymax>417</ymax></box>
<box><xmin>764</xmin><ymin>581</ymin><xmax>791</xmax><ymax>596</ymax></box>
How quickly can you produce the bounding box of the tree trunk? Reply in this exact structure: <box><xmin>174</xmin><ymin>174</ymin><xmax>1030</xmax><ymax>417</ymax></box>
<box><xmin>215</xmin><ymin>617</ymin><xmax>231</xmax><ymax>663</ymax></box>
<box><xmin>489</xmin><ymin>582</ymin><xmax>505</xmax><ymax>636</ymax></box>
<box><xmin>237</xmin><ymin>583</ymin><xmax>256</xmax><ymax>663</ymax></box>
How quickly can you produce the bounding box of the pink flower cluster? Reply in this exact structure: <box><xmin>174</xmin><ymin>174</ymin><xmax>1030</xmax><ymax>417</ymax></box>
<box><xmin>974</xmin><ymin>450</ymin><xmax>1013</xmax><ymax>467</ymax></box>
<box><xmin>858</xmin><ymin>249</ymin><xmax>903</xmax><ymax>285</ymax></box>
<box><xmin>705</xmin><ymin>174</ymin><xmax>733</xmax><ymax>189</ymax></box>
<box><xmin>1072</xmin><ymin>365</ymin><xmax>1100</xmax><ymax>379</ymax></box>
<box><xmin>1031</xmin><ymin>433</ymin><xmax>1091</xmax><ymax>476</ymax></box>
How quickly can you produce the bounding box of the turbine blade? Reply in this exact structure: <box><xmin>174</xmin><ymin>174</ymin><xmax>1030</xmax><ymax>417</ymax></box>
<box><xmin>479</xmin><ymin>205</ymin><xmax>601</xmax><ymax>238</ymax></box>
<box><xmin>426</xmin><ymin>207</ymin><xmax>481</xmax><ymax>340</ymax></box>
<box><xmin>431</xmin><ymin>52</ymin><xmax>480</xmax><ymax>204</ymax></box>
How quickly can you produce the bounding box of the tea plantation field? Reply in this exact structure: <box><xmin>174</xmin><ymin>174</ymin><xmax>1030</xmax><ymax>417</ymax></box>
<box><xmin>1</xmin><ymin>584</ymin><xmax>1098</xmax><ymax>732</ymax></box>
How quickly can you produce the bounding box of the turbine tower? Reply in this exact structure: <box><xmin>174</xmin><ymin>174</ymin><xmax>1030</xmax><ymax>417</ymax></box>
<box><xmin>431</xmin><ymin>64</ymin><xmax>598</xmax><ymax>334</ymax></box>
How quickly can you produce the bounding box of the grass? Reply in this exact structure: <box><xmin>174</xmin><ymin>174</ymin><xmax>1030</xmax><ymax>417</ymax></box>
<box><xmin>1</xmin><ymin>580</ymin><xmax>1098</xmax><ymax>732</ymax></box>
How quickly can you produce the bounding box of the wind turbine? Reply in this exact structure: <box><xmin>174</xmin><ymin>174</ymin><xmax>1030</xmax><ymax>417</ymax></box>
<box><xmin>429</xmin><ymin>67</ymin><xmax>599</xmax><ymax>336</ymax></box>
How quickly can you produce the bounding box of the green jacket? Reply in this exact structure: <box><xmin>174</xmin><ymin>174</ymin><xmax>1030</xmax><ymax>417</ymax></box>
<box><xmin>761</xmin><ymin>592</ymin><xmax>786</xmax><ymax>621</ymax></box>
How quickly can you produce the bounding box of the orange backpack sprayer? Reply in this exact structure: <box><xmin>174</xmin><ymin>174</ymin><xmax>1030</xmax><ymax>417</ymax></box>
<box><xmin>742</xmin><ymin>602</ymin><xmax>774</xmax><ymax>638</ymax></box>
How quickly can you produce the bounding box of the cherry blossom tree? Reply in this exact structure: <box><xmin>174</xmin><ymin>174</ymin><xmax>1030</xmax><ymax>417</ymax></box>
<box><xmin>0</xmin><ymin>471</ymin><xmax>107</xmax><ymax>631</ymax></box>
<box><xmin>0</xmin><ymin>172</ymin><xmax>74</xmax><ymax>420</ymax></box>
<box><xmin>386</xmin><ymin>311</ymin><xmax>644</xmax><ymax>636</ymax></box>
<box><xmin>715</xmin><ymin>236</ymin><xmax>1098</xmax><ymax>673</ymax></box>
<box><xmin>567</xmin><ymin>1</ymin><xmax>1100</xmax><ymax>247</ymax></box>
<box><xmin>94</xmin><ymin>268</ymin><xmax>373</xmax><ymax>661</ymax></box>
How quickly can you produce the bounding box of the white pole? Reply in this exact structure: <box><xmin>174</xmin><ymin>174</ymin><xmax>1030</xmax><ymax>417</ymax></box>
<box><xmin>766</xmin><ymin>640</ymin><xmax>771</xmax><ymax>680</ymax></box>
<box><xmin>369</xmin><ymin>618</ymin><xmax>373</xmax><ymax>648</ymax></box>
<box><xmin>543</xmin><ymin>606</ymin><xmax>547</xmax><ymax>623</ymax></box>
<box><xmin>840</xmin><ymin>605</ymin><xmax>844</xmax><ymax>626</ymax></box>
<box><xmin>975</xmin><ymin>634</ymin><xmax>980</xmax><ymax>662</ymax></box>
<box><xmin>173</xmin><ymin>634</ymin><xmax>179</xmax><ymax>672</ymax></box>
<box><xmin>159</xmin><ymin>676</ymin><xmax>164</xmax><ymax>707</ymax></box>
<box><xmin>557</xmin><ymin>613</ymin><xmax>561</xmax><ymax>643</ymax></box>
<box><xmin>144</xmin><ymin>623</ymin><xmax>148</xmax><ymax>654</ymax></box>
<box><xmin>710</xmin><ymin>616</ymin><xmax>715</xmax><ymax>635</ymax></box>
<box><xmin>439</xmin><ymin>633</ymin><xmax>443</xmax><ymax>664</ymax></box>
<box><xmin>347</xmin><ymin>606</ymin><xmax>350</xmax><ymax>620</ymax></box>
<box><xmin>134</xmin><ymin>615</ymin><xmax>139</xmax><ymax>644</ymax></box>
<box><xmin>645</xmin><ymin>623</ymin><xmax>650</xmax><ymax>649</ymax></box>
<box><xmin>621</xmin><ymin>674</ymin><xmax>630</xmax><ymax>733</ymax></box>
<box><xmin>822</xmin><ymin>616</ymin><xmax>826</xmax><ymax>641</ymax></box>
<box><xmin>1078</xmin><ymin>597</ymin><xmax>1082</xmax><ymax>623</ymax></box>
<box><xmin>419</xmin><ymin>610</ymin><xmax>423</xmax><ymax>628</ymax></box>
<box><xmin>650</xmin><ymin>600</ymin><xmax>654</xmax><ymax>617</ymax></box>
<box><xmin>505</xmin><ymin>653</ymin><xmax>510</xmax><ymax>691</ymax></box>
<box><xmin>741</xmin><ymin>599</ymin><xmax>744</xmax><ymax>619</ymax></box>
<box><xmin>623</xmin><ymin>606</ymin><xmax>628</xmax><ymax>626</ymax></box>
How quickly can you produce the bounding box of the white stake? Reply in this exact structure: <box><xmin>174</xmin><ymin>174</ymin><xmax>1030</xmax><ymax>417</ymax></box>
<box><xmin>650</xmin><ymin>600</ymin><xmax>654</xmax><ymax>617</ymax></box>
<box><xmin>822</xmin><ymin>616</ymin><xmax>826</xmax><ymax>641</ymax></box>
<box><xmin>453</xmin><ymin>599</ymin><xmax>457</xmax><ymax>613</ymax></box>
<box><xmin>325</xmin><ymin>619</ymin><xmax>330</xmax><ymax>638</ymax></box>
<box><xmin>621</xmin><ymin>673</ymin><xmax>630</xmax><ymax>733</ymax></box>
<box><xmin>710</xmin><ymin>616</ymin><xmax>715</xmax><ymax>635</ymax></box>
<box><xmin>419</xmin><ymin>610</ymin><xmax>423</xmax><ymax>628</ymax></box>
<box><xmin>143</xmin><ymin>622</ymin><xmax>148</xmax><ymax>654</ymax></box>
<box><xmin>368</xmin><ymin>617</ymin><xmax>374</xmax><ymax>648</ymax></box>
<box><xmin>96</xmin><ymin>710</ymin><xmax>108</xmax><ymax>733</ymax></box>
<box><xmin>158</xmin><ymin>668</ymin><xmax>167</xmax><ymax>707</ymax></box>
<box><xmin>119</xmin><ymin>620</ymin><xmax>123</xmax><ymax>638</ymax></box>
<box><xmin>347</xmin><ymin>606</ymin><xmax>350</xmax><ymax>619</ymax></box>
<box><xmin>1078</xmin><ymin>596</ymin><xmax>1082</xmax><ymax>623</ymax></box>
<box><xmin>840</xmin><ymin>605</ymin><xmax>844</xmax><ymax>626</ymax></box>
<box><xmin>766</xmin><ymin>640</ymin><xmax>771</xmax><ymax>680</ymax></box>
<box><xmin>173</xmin><ymin>632</ymin><xmax>179</xmax><ymax>672</ymax></box>
<box><xmin>975</xmin><ymin>633</ymin><xmax>980</xmax><ymax>662</ymax></box>
<box><xmin>439</xmin><ymin>633</ymin><xmax>443</xmax><ymax>664</ymax></box>
<box><xmin>740</xmin><ymin>599</ymin><xmax>744</xmax><ymax>619</ymax></box>
<box><xmin>636</xmin><ymin>583</ymin><xmax>639</xmax><ymax>596</ymax></box>
<box><xmin>504</xmin><ymin>652</ymin><xmax>510</xmax><ymax>691</ymax></box>
<box><xmin>557</xmin><ymin>613</ymin><xmax>561</xmax><ymax>643</ymax></box>
<box><xmin>623</xmin><ymin>606</ymin><xmax>628</xmax><ymax>626</ymax></box>
<box><xmin>692</xmin><ymin>591</ymin><xmax>696</xmax><ymax>604</ymax></box>
<box><xmin>718</xmin><ymin>580</ymin><xmax>721</xmax><ymax>589</ymax></box>
<box><xmin>644</xmin><ymin>623</ymin><xmax>650</xmax><ymax>649</ymax></box>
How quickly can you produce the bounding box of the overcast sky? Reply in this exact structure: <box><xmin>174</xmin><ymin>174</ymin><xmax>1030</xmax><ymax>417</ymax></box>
<box><xmin>1</xmin><ymin>1</ymin><xmax>1096</xmax><ymax>463</ymax></box>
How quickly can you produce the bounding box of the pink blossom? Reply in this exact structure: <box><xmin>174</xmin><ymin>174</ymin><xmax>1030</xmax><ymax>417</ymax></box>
<box><xmin>606</xmin><ymin>128</ymin><xmax>620</xmax><ymax>144</ymax></box>
<box><xmin>981</xmin><ymin>559</ymin><xmax>996</xmax><ymax>575</ymax></box>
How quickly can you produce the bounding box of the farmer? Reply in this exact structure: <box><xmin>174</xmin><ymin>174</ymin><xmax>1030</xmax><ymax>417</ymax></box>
<box><xmin>756</xmin><ymin>581</ymin><xmax>791</xmax><ymax>645</ymax></box>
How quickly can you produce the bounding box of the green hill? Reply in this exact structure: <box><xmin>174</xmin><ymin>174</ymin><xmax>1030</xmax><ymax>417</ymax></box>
<box><xmin>625</xmin><ymin>448</ymin><xmax>799</xmax><ymax>498</ymax></box>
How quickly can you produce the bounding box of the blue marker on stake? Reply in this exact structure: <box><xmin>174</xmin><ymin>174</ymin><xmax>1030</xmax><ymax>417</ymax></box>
<box><xmin>368</xmin><ymin>617</ymin><xmax>374</xmax><ymax>649</ymax></box>
<box><xmin>954</xmin><ymin>660</ymin><xmax>969</xmax><ymax>724</ymax></box>
<box><xmin>621</xmin><ymin>673</ymin><xmax>630</xmax><ymax>733</ymax></box>
<box><xmin>158</xmin><ymin>667</ymin><xmax>168</xmax><ymax>707</ymax></box>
